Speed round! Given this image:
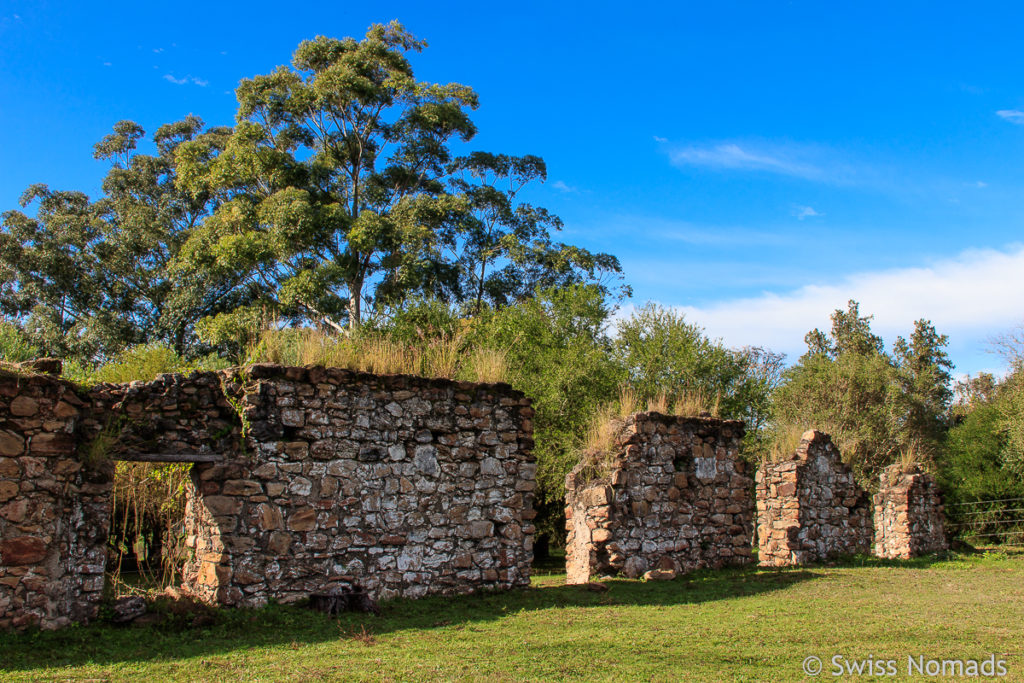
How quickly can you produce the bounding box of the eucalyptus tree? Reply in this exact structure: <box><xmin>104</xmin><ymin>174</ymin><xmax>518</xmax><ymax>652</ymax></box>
<box><xmin>175</xmin><ymin>21</ymin><xmax>623</xmax><ymax>333</ymax></box>
<box><xmin>0</xmin><ymin>184</ymin><xmax>113</xmax><ymax>358</ymax></box>
<box><xmin>93</xmin><ymin>116</ymin><xmax>246</xmax><ymax>355</ymax></box>
<box><xmin>448</xmin><ymin>152</ymin><xmax>626</xmax><ymax>314</ymax></box>
<box><xmin>0</xmin><ymin>117</ymin><xmax>240</xmax><ymax>359</ymax></box>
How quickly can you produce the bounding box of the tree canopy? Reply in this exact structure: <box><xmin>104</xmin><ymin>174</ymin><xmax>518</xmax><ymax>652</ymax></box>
<box><xmin>0</xmin><ymin>116</ymin><xmax>242</xmax><ymax>359</ymax></box>
<box><xmin>0</xmin><ymin>22</ymin><xmax>624</xmax><ymax>363</ymax></box>
<box><xmin>174</xmin><ymin>21</ymin><xmax>624</xmax><ymax>338</ymax></box>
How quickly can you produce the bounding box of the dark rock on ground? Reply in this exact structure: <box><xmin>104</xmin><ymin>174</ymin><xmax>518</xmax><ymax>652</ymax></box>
<box><xmin>111</xmin><ymin>596</ymin><xmax>146</xmax><ymax>624</ymax></box>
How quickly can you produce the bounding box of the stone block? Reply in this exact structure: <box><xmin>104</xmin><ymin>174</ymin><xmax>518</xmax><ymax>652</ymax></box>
<box><xmin>0</xmin><ymin>537</ymin><xmax>47</xmax><ymax>565</ymax></box>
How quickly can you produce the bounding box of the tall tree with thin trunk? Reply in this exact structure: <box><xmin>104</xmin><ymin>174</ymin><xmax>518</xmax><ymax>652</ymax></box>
<box><xmin>175</xmin><ymin>22</ymin><xmax>624</xmax><ymax>333</ymax></box>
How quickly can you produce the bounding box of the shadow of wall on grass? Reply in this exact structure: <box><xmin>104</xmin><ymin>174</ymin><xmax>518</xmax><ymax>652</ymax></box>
<box><xmin>1</xmin><ymin>565</ymin><xmax>819</xmax><ymax>674</ymax></box>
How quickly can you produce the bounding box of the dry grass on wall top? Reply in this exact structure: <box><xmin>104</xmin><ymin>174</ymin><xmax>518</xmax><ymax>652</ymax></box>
<box><xmin>762</xmin><ymin>426</ymin><xmax>808</xmax><ymax>464</ymax></box>
<box><xmin>574</xmin><ymin>386</ymin><xmax>724</xmax><ymax>486</ymax></box>
<box><xmin>897</xmin><ymin>442</ymin><xmax>931</xmax><ymax>475</ymax></box>
<box><xmin>672</xmin><ymin>389</ymin><xmax>721</xmax><ymax>419</ymax></box>
<box><xmin>246</xmin><ymin>328</ymin><xmax>509</xmax><ymax>384</ymax></box>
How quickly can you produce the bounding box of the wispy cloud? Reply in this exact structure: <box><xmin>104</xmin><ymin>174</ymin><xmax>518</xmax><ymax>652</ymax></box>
<box><xmin>793</xmin><ymin>205</ymin><xmax>823</xmax><ymax>220</ymax></box>
<box><xmin>153</xmin><ymin>47</ymin><xmax>164</xmax><ymax>54</ymax></box>
<box><xmin>656</xmin><ymin>244</ymin><xmax>1024</xmax><ymax>371</ymax></box>
<box><xmin>164</xmin><ymin>74</ymin><xmax>208</xmax><ymax>87</ymax></box>
<box><xmin>996</xmin><ymin>109</ymin><xmax>1024</xmax><ymax>124</ymax></box>
<box><xmin>653</xmin><ymin>135</ymin><xmax>667</xmax><ymax>143</ymax></box>
<box><xmin>968</xmin><ymin>180</ymin><xmax>988</xmax><ymax>188</ymax></box>
<box><xmin>102</xmin><ymin>61</ymin><xmax>112</xmax><ymax>67</ymax></box>
<box><xmin>551</xmin><ymin>180</ymin><xmax>578</xmax><ymax>193</ymax></box>
<box><xmin>605</xmin><ymin>215</ymin><xmax>794</xmax><ymax>249</ymax></box>
<box><xmin>659</xmin><ymin>139</ymin><xmax>935</xmax><ymax>193</ymax></box>
<box><xmin>664</xmin><ymin>141</ymin><xmax>826</xmax><ymax>180</ymax></box>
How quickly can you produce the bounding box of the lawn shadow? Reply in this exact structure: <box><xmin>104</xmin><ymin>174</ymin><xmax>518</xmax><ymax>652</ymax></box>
<box><xmin>0</xmin><ymin>563</ymin><xmax>819</xmax><ymax>674</ymax></box>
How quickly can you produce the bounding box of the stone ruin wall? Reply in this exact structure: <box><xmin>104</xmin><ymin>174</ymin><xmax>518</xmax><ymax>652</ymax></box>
<box><xmin>564</xmin><ymin>413</ymin><xmax>753</xmax><ymax>583</ymax></box>
<box><xmin>2</xmin><ymin>354</ymin><xmax>953</xmax><ymax>630</ymax></box>
<box><xmin>183</xmin><ymin>364</ymin><xmax>536</xmax><ymax>606</ymax></box>
<box><xmin>873</xmin><ymin>463</ymin><xmax>948</xmax><ymax>559</ymax></box>
<box><xmin>756</xmin><ymin>430</ymin><xmax>872</xmax><ymax>566</ymax></box>
<box><xmin>0</xmin><ymin>368</ymin><xmax>112</xmax><ymax>630</ymax></box>
<box><xmin>0</xmin><ymin>362</ymin><xmax>535</xmax><ymax>629</ymax></box>
<box><xmin>83</xmin><ymin>371</ymin><xmax>244</xmax><ymax>459</ymax></box>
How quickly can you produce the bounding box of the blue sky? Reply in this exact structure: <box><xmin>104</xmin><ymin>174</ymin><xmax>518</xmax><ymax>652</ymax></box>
<box><xmin>2</xmin><ymin>1</ymin><xmax>1023</xmax><ymax>375</ymax></box>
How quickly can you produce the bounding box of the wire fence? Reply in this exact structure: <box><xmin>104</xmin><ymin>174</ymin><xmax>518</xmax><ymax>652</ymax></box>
<box><xmin>945</xmin><ymin>497</ymin><xmax>1024</xmax><ymax>544</ymax></box>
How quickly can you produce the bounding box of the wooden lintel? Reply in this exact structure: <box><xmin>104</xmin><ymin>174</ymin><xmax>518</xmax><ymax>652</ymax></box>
<box><xmin>112</xmin><ymin>452</ymin><xmax>223</xmax><ymax>463</ymax></box>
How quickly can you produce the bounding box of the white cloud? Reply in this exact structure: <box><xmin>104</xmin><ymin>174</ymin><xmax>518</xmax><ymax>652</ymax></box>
<box><xmin>996</xmin><ymin>109</ymin><xmax>1024</xmax><ymax>124</ymax></box>
<box><xmin>793</xmin><ymin>205</ymin><xmax>823</xmax><ymax>220</ymax></box>
<box><xmin>654</xmin><ymin>244</ymin><xmax>1024</xmax><ymax>370</ymax></box>
<box><xmin>666</xmin><ymin>141</ymin><xmax>823</xmax><ymax>179</ymax></box>
<box><xmin>163</xmin><ymin>74</ymin><xmax>207</xmax><ymax>86</ymax></box>
<box><xmin>552</xmin><ymin>180</ymin><xmax>577</xmax><ymax>193</ymax></box>
<box><xmin>653</xmin><ymin>135</ymin><xmax>667</xmax><ymax>143</ymax></box>
<box><xmin>153</xmin><ymin>47</ymin><xmax>164</xmax><ymax>54</ymax></box>
<box><xmin>102</xmin><ymin>61</ymin><xmax>112</xmax><ymax>67</ymax></box>
<box><xmin>969</xmin><ymin>180</ymin><xmax>988</xmax><ymax>188</ymax></box>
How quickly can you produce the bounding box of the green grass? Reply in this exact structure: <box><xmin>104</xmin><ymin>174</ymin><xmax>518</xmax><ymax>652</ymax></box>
<box><xmin>2</xmin><ymin>551</ymin><xmax>1023</xmax><ymax>682</ymax></box>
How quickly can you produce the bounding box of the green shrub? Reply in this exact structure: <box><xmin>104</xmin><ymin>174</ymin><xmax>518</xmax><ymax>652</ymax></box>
<box><xmin>0</xmin><ymin>321</ymin><xmax>38</xmax><ymax>362</ymax></box>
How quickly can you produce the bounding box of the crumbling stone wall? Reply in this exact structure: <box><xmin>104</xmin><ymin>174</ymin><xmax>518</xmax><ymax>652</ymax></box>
<box><xmin>182</xmin><ymin>364</ymin><xmax>536</xmax><ymax>606</ymax></box>
<box><xmin>756</xmin><ymin>430</ymin><xmax>872</xmax><ymax>566</ymax></box>
<box><xmin>1</xmin><ymin>361</ymin><xmax>535</xmax><ymax>630</ymax></box>
<box><xmin>873</xmin><ymin>464</ymin><xmax>948</xmax><ymax>559</ymax></box>
<box><xmin>564</xmin><ymin>413</ymin><xmax>753</xmax><ymax>583</ymax></box>
<box><xmin>83</xmin><ymin>371</ymin><xmax>242</xmax><ymax>458</ymax></box>
<box><xmin>0</xmin><ymin>369</ymin><xmax>112</xmax><ymax>630</ymax></box>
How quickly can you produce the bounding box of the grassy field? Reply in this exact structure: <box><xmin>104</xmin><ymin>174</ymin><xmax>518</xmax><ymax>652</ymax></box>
<box><xmin>2</xmin><ymin>550</ymin><xmax>1022</xmax><ymax>682</ymax></box>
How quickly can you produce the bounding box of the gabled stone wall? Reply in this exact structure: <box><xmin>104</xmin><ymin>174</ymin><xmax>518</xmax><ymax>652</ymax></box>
<box><xmin>564</xmin><ymin>413</ymin><xmax>753</xmax><ymax>583</ymax></box>
<box><xmin>873</xmin><ymin>464</ymin><xmax>948</xmax><ymax>559</ymax></box>
<box><xmin>0</xmin><ymin>369</ymin><xmax>112</xmax><ymax>630</ymax></box>
<box><xmin>756</xmin><ymin>430</ymin><xmax>872</xmax><ymax>566</ymax></box>
<box><xmin>182</xmin><ymin>364</ymin><xmax>536</xmax><ymax>606</ymax></box>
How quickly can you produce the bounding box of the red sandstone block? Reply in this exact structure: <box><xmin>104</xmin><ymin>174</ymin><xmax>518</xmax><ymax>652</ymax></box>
<box><xmin>0</xmin><ymin>536</ymin><xmax>47</xmax><ymax>565</ymax></box>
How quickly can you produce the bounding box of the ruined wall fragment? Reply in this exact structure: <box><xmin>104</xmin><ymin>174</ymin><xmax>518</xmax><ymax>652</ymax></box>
<box><xmin>873</xmin><ymin>463</ymin><xmax>948</xmax><ymax>559</ymax></box>
<box><xmin>181</xmin><ymin>364</ymin><xmax>536</xmax><ymax>606</ymax></box>
<box><xmin>565</xmin><ymin>413</ymin><xmax>753</xmax><ymax>583</ymax></box>
<box><xmin>0</xmin><ymin>368</ymin><xmax>111</xmax><ymax>630</ymax></box>
<box><xmin>756</xmin><ymin>430</ymin><xmax>872</xmax><ymax>566</ymax></box>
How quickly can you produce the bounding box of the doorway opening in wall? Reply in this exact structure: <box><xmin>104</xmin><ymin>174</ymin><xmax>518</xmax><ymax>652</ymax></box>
<box><xmin>105</xmin><ymin>459</ymin><xmax>193</xmax><ymax>596</ymax></box>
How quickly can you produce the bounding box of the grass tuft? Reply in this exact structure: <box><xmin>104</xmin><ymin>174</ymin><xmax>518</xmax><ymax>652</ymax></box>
<box><xmin>246</xmin><ymin>327</ymin><xmax>508</xmax><ymax>384</ymax></box>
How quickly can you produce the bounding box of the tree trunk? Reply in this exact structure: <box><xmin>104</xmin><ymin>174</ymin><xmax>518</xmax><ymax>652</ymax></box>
<box><xmin>347</xmin><ymin>279</ymin><xmax>363</xmax><ymax>331</ymax></box>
